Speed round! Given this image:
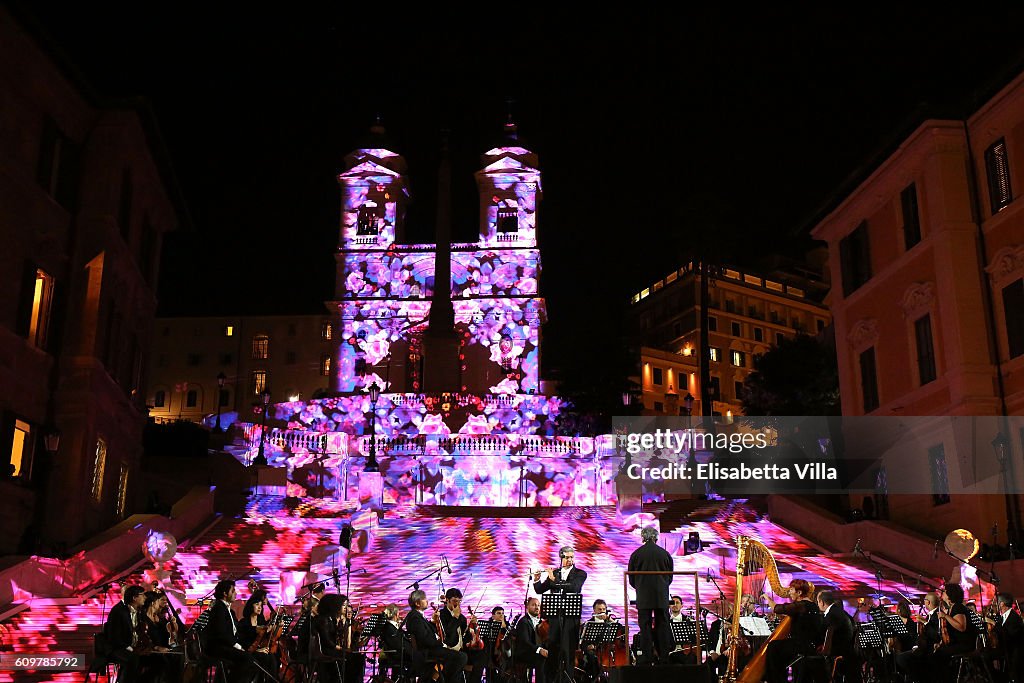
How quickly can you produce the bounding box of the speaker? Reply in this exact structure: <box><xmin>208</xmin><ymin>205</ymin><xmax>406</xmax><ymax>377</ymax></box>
<box><xmin>339</xmin><ymin>524</ymin><xmax>353</xmax><ymax>549</ymax></box>
<box><xmin>609</xmin><ymin>664</ymin><xmax>711</xmax><ymax>683</ymax></box>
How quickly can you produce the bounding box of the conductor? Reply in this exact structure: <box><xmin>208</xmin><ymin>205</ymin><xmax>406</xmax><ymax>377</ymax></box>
<box><xmin>628</xmin><ymin>526</ymin><xmax>674</xmax><ymax>664</ymax></box>
<box><xmin>533</xmin><ymin>546</ymin><xmax>587</xmax><ymax>682</ymax></box>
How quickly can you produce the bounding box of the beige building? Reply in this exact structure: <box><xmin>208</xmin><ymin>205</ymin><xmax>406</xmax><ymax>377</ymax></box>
<box><xmin>628</xmin><ymin>261</ymin><xmax>830</xmax><ymax>417</ymax></box>
<box><xmin>811</xmin><ymin>70</ymin><xmax>1024</xmax><ymax>540</ymax></box>
<box><xmin>147</xmin><ymin>315</ymin><xmax>335</xmax><ymax>425</ymax></box>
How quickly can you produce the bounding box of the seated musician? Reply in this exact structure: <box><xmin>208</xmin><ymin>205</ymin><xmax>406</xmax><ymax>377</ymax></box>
<box><xmin>295</xmin><ymin>583</ymin><xmax>327</xmax><ymax>662</ymax></box>
<box><xmin>313</xmin><ymin>594</ymin><xmax>365</xmax><ymax>683</ymax></box>
<box><xmin>929</xmin><ymin>584</ymin><xmax>977</xmax><ymax>683</ymax></box>
<box><xmin>379</xmin><ymin>604</ymin><xmax>420</xmax><ymax>670</ymax></box>
<box><xmin>137</xmin><ymin>591</ymin><xmax>175</xmax><ymax>683</ymax></box>
<box><xmin>440</xmin><ymin>588</ymin><xmax>487</xmax><ymax>683</ymax></box>
<box><xmin>667</xmin><ymin>596</ymin><xmax>698</xmax><ymax>665</ymax></box>
<box><xmin>741</xmin><ymin>594</ymin><xmax>758</xmax><ymax>617</ymax></box>
<box><xmin>890</xmin><ymin>602</ymin><xmax>919</xmax><ymax>653</ymax></box>
<box><xmin>514</xmin><ymin>597</ymin><xmax>547</xmax><ymax>683</ymax></box>
<box><xmin>238</xmin><ymin>589</ymin><xmax>270</xmax><ymax>650</ymax></box>
<box><xmin>799</xmin><ymin>590</ymin><xmax>856</xmax><ymax>683</ymax></box>
<box><xmin>706</xmin><ymin>599</ymin><xmax>744</xmax><ymax>676</ymax></box>
<box><xmin>489</xmin><ymin>606</ymin><xmax>513</xmax><ymax>683</ymax></box>
<box><xmin>581</xmin><ymin>600</ymin><xmax>619</xmax><ymax>680</ymax></box>
<box><xmin>895</xmin><ymin>592</ymin><xmax>941</xmax><ymax>683</ymax></box>
<box><xmin>763</xmin><ymin>579</ymin><xmax>823</xmax><ymax>683</ymax></box>
<box><xmin>406</xmin><ymin>588</ymin><xmax>468</xmax><ymax>683</ymax></box>
<box><xmin>103</xmin><ymin>585</ymin><xmax>145</xmax><ymax>683</ymax></box>
<box><xmin>202</xmin><ymin>580</ymin><xmax>257</xmax><ymax>683</ymax></box>
<box><xmin>984</xmin><ymin>593</ymin><xmax>1023</xmax><ymax>683</ymax></box>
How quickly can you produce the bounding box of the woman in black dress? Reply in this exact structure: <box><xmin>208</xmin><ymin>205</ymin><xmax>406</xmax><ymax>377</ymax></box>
<box><xmin>762</xmin><ymin>579</ymin><xmax>823</xmax><ymax>683</ymax></box>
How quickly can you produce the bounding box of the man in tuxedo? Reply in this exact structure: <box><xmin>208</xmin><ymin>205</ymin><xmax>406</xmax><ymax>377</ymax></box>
<box><xmin>202</xmin><ymin>580</ymin><xmax>256</xmax><ymax>683</ymax></box>
<box><xmin>628</xmin><ymin>526</ymin><xmax>673</xmax><ymax>665</ymax></box>
<box><xmin>515</xmin><ymin>598</ymin><xmax>548</xmax><ymax>683</ymax></box>
<box><xmin>103</xmin><ymin>585</ymin><xmax>145</xmax><ymax>683</ymax></box>
<box><xmin>405</xmin><ymin>589</ymin><xmax>468</xmax><ymax>683</ymax></box>
<box><xmin>812</xmin><ymin>590</ymin><xmax>857</xmax><ymax>683</ymax></box>
<box><xmin>896</xmin><ymin>592</ymin><xmax>941</xmax><ymax>683</ymax></box>
<box><xmin>380</xmin><ymin>603</ymin><xmax>420</xmax><ymax>671</ymax></box>
<box><xmin>534</xmin><ymin>546</ymin><xmax>587</xmax><ymax>682</ymax></box>
<box><xmin>986</xmin><ymin>593</ymin><xmax>1023</xmax><ymax>683</ymax></box>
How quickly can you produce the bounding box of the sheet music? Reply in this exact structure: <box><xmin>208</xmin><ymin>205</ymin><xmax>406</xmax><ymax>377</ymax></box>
<box><xmin>740</xmin><ymin>616</ymin><xmax>772</xmax><ymax>637</ymax></box>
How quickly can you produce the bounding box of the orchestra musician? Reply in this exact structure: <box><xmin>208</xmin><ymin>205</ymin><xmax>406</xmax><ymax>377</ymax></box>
<box><xmin>581</xmin><ymin>600</ymin><xmax>619</xmax><ymax>681</ymax></box>
<box><xmin>666</xmin><ymin>596</ymin><xmax>698</xmax><ymax>666</ymax></box>
<box><xmin>238</xmin><ymin>589</ymin><xmax>270</xmax><ymax>650</ymax></box>
<box><xmin>800</xmin><ymin>590</ymin><xmax>856</xmax><ymax>683</ymax></box>
<box><xmin>136</xmin><ymin>591</ymin><xmax>176</xmax><ymax>683</ymax></box>
<box><xmin>405</xmin><ymin>588</ymin><xmax>468</xmax><ymax>683</ymax></box>
<box><xmin>929</xmin><ymin>584</ymin><xmax>976</xmax><ymax>683</ymax></box>
<box><xmin>895</xmin><ymin>592</ymin><xmax>941</xmax><ymax>683</ymax></box>
<box><xmin>984</xmin><ymin>593</ymin><xmax>1023</xmax><ymax>683</ymax></box>
<box><xmin>533</xmin><ymin>546</ymin><xmax>587</xmax><ymax>682</ymax></box>
<box><xmin>201</xmin><ymin>580</ymin><xmax>257</xmax><ymax>683</ymax></box>
<box><xmin>704</xmin><ymin>599</ymin><xmax>733</xmax><ymax>676</ymax></box>
<box><xmin>488</xmin><ymin>606</ymin><xmax>513</xmax><ymax>683</ymax></box>
<box><xmin>740</xmin><ymin>594</ymin><xmax>758</xmax><ymax>617</ymax></box>
<box><xmin>762</xmin><ymin>579</ymin><xmax>823</xmax><ymax>683</ymax></box>
<box><xmin>891</xmin><ymin>602</ymin><xmax>919</xmax><ymax>653</ymax></box>
<box><xmin>379</xmin><ymin>603</ymin><xmax>420</xmax><ymax>671</ymax></box>
<box><xmin>627</xmin><ymin>526</ymin><xmax>673</xmax><ymax>665</ymax></box>
<box><xmin>312</xmin><ymin>593</ymin><xmax>364</xmax><ymax>683</ymax></box>
<box><xmin>296</xmin><ymin>582</ymin><xmax>327</xmax><ymax>660</ymax></box>
<box><xmin>514</xmin><ymin>597</ymin><xmax>547</xmax><ymax>683</ymax></box>
<box><xmin>439</xmin><ymin>588</ymin><xmax>487</xmax><ymax>683</ymax></box>
<box><xmin>104</xmin><ymin>585</ymin><xmax>145</xmax><ymax>683</ymax></box>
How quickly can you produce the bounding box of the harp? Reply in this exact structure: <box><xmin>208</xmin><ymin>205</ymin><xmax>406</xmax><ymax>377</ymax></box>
<box><xmin>725</xmin><ymin>536</ymin><xmax>791</xmax><ymax>683</ymax></box>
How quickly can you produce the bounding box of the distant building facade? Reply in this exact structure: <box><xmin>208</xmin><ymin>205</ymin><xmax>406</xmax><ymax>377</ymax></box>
<box><xmin>627</xmin><ymin>261</ymin><xmax>830</xmax><ymax>417</ymax></box>
<box><xmin>147</xmin><ymin>315</ymin><xmax>336</xmax><ymax>424</ymax></box>
<box><xmin>811</xmin><ymin>70</ymin><xmax>1024</xmax><ymax>539</ymax></box>
<box><xmin>0</xmin><ymin>7</ymin><xmax>183</xmax><ymax>552</ymax></box>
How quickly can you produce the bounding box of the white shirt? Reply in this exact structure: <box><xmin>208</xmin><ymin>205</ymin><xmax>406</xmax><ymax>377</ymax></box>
<box><xmin>670</xmin><ymin>612</ymin><xmax>685</xmax><ymax>622</ymax></box>
<box><xmin>223</xmin><ymin>598</ymin><xmax>243</xmax><ymax>650</ymax></box>
<box><xmin>823</xmin><ymin>603</ymin><xmax>836</xmax><ymax>619</ymax></box>
<box><xmin>560</xmin><ymin>567</ymin><xmax>572</xmax><ymax>581</ymax></box>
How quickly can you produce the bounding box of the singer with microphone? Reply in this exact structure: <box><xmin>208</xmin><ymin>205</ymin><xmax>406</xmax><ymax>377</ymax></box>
<box><xmin>533</xmin><ymin>546</ymin><xmax>587</xmax><ymax>682</ymax></box>
<box><xmin>628</xmin><ymin>526</ymin><xmax>673</xmax><ymax>665</ymax></box>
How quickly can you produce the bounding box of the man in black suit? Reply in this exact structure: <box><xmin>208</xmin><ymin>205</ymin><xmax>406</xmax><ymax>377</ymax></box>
<box><xmin>515</xmin><ymin>598</ymin><xmax>548</xmax><ymax>683</ymax></box>
<box><xmin>380</xmin><ymin>603</ymin><xmax>420</xmax><ymax>671</ymax></box>
<box><xmin>811</xmin><ymin>590</ymin><xmax>857</xmax><ymax>683</ymax></box>
<box><xmin>986</xmin><ymin>593</ymin><xmax>1023</xmax><ymax>683</ymax></box>
<box><xmin>628</xmin><ymin>526</ymin><xmax>673</xmax><ymax>665</ymax></box>
<box><xmin>202</xmin><ymin>580</ymin><xmax>255</xmax><ymax>683</ymax></box>
<box><xmin>534</xmin><ymin>545</ymin><xmax>587</xmax><ymax>682</ymax></box>
<box><xmin>103</xmin><ymin>585</ymin><xmax>145</xmax><ymax>683</ymax></box>
<box><xmin>896</xmin><ymin>592</ymin><xmax>941</xmax><ymax>683</ymax></box>
<box><xmin>405</xmin><ymin>589</ymin><xmax>468</xmax><ymax>683</ymax></box>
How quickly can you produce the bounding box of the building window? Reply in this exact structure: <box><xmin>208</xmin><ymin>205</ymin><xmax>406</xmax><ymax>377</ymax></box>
<box><xmin>252</xmin><ymin>370</ymin><xmax>267</xmax><ymax>396</ymax></box>
<box><xmin>928</xmin><ymin>444</ymin><xmax>951</xmax><ymax>506</ymax></box>
<box><xmin>914</xmin><ymin>314</ymin><xmax>937</xmax><ymax>385</ymax></box>
<box><xmin>730</xmin><ymin>350</ymin><xmax>745</xmax><ymax>367</ymax></box>
<box><xmin>26</xmin><ymin>269</ymin><xmax>55</xmax><ymax>349</ymax></box>
<box><xmin>9</xmin><ymin>419</ymin><xmax>31</xmax><ymax>478</ymax></box>
<box><xmin>708</xmin><ymin>317</ymin><xmax>718</xmax><ymax>332</ymax></box>
<box><xmin>357</xmin><ymin>202</ymin><xmax>380</xmax><ymax>235</ymax></box>
<box><xmin>734</xmin><ymin>381</ymin><xmax>745</xmax><ymax>400</ymax></box>
<box><xmin>355</xmin><ymin>358</ymin><xmax>367</xmax><ymax>376</ymax></box>
<box><xmin>186</xmin><ymin>389</ymin><xmax>198</xmax><ymax>408</ymax></box>
<box><xmin>118</xmin><ymin>169</ymin><xmax>133</xmax><ymax>240</ymax></box>
<box><xmin>753</xmin><ymin>327</ymin><xmax>763</xmax><ymax>342</ymax></box>
<box><xmin>286</xmin><ymin>350</ymin><xmax>297</xmax><ymax>365</ymax></box>
<box><xmin>252</xmin><ymin>335</ymin><xmax>269</xmax><ymax>360</ymax></box>
<box><xmin>91</xmin><ymin>438</ymin><xmax>107</xmax><ymax>503</ymax></box>
<box><xmin>731</xmin><ymin>321</ymin><xmax>741</xmax><ymax>337</ymax></box>
<box><xmin>320</xmin><ymin>353</ymin><xmax>331</xmax><ymax>377</ymax></box>
<box><xmin>321</xmin><ymin>321</ymin><xmax>333</xmax><ymax>340</ymax></box>
<box><xmin>775</xmin><ymin>332</ymin><xmax>785</xmax><ymax>346</ymax></box>
<box><xmin>651</xmin><ymin>367</ymin><xmax>663</xmax><ymax>385</ymax></box>
<box><xmin>497</xmin><ymin>207</ymin><xmax>518</xmax><ymax>233</ymax></box>
<box><xmin>901</xmin><ymin>183</ymin><xmax>921</xmax><ymax>249</ymax></box>
<box><xmin>36</xmin><ymin>117</ymin><xmax>81</xmax><ymax>209</ymax></box>
<box><xmin>225</xmin><ymin>325</ymin><xmax>234</xmax><ymax>337</ymax></box>
<box><xmin>840</xmin><ymin>221</ymin><xmax>872</xmax><ymax>296</ymax></box>
<box><xmin>219</xmin><ymin>388</ymin><xmax>230</xmax><ymax>407</ymax></box>
<box><xmin>1003</xmin><ymin>278</ymin><xmax>1024</xmax><ymax>359</ymax></box>
<box><xmin>860</xmin><ymin>347</ymin><xmax>879</xmax><ymax>413</ymax></box>
<box><xmin>985</xmin><ymin>138</ymin><xmax>1013</xmax><ymax>214</ymax></box>
<box><xmin>709</xmin><ymin>376</ymin><xmax>721</xmax><ymax>400</ymax></box>
<box><xmin>154</xmin><ymin>390</ymin><xmax>166</xmax><ymax>408</ymax></box>
<box><xmin>115</xmin><ymin>465</ymin><xmax>129</xmax><ymax>518</ymax></box>
<box><xmin>709</xmin><ymin>347</ymin><xmax>721</xmax><ymax>362</ymax></box>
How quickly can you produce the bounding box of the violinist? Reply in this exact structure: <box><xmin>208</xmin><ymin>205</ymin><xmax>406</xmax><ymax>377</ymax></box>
<box><xmin>895</xmin><ymin>592</ymin><xmax>940</xmax><ymax>683</ymax></box>
<box><xmin>202</xmin><ymin>580</ymin><xmax>257</xmax><ymax>683</ymax></box>
<box><xmin>890</xmin><ymin>602</ymin><xmax>919</xmax><ymax>653</ymax></box>
<box><xmin>313</xmin><ymin>593</ymin><xmax>364</xmax><ymax>683</ymax></box>
<box><xmin>804</xmin><ymin>590</ymin><xmax>856</xmax><ymax>683</ymax></box>
<box><xmin>704</xmin><ymin>599</ymin><xmax>732</xmax><ymax>676</ymax></box>
<box><xmin>984</xmin><ymin>593</ymin><xmax>1023</xmax><ymax>682</ymax></box>
<box><xmin>239</xmin><ymin>589</ymin><xmax>280</xmax><ymax>681</ymax></box>
<box><xmin>296</xmin><ymin>582</ymin><xmax>326</xmax><ymax>660</ymax></box>
<box><xmin>514</xmin><ymin>598</ymin><xmax>547</xmax><ymax>683</ymax></box>
<box><xmin>136</xmin><ymin>591</ymin><xmax>175</xmax><ymax>683</ymax></box>
<box><xmin>405</xmin><ymin>589</ymin><xmax>467</xmax><ymax>683</ymax></box>
<box><xmin>103</xmin><ymin>585</ymin><xmax>145</xmax><ymax>683</ymax></box>
<box><xmin>929</xmin><ymin>584</ymin><xmax>976</xmax><ymax>683</ymax></box>
<box><xmin>667</xmin><ymin>595</ymin><xmax>699</xmax><ymax>664</ymax></box>
<box><xmin>380</xmin><ymin>604</ymin><xmax>419</xmax><ymax>670</ymax></box>
<box><xmin>488</xmin><ymin>606</ymin><xmax>513</xmax><ymax>682</ymax></box>
<box><xmin>533</xmin><ymin>546</ymin><xmax>587</xmax><ymax>682</ymax></box>
<box><xmin>582</xmin><ymin>600</ymin><xmax>622</xmax><ymax>681</ymax></box>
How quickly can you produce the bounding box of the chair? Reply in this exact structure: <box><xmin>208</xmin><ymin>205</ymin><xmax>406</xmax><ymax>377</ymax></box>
<box><xmin>308</xmin><ymin>631</ymin><xmax>345</xmax><ymax>682</ymax></box>
<box><xmin>87</xmin><ymin>631</ymin><xmax>117</xmax><ymax>682</ymax></box>
<box><xmin>183</xmin><ymin>627</ymin><xmax>229</xmax><ymax>683</ymax></box>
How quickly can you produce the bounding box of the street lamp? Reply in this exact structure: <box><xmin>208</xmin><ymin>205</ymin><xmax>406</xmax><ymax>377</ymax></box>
<box><xmin>619</xmin><ymin>391</ymin><xmax>633</xmax><ymax>471</ymax></box>
<box><xmin>366</xmin><ymin>382</ymin><xmax>381</xmax><ymax>473</ymax></box>
<box><xmin>214</xmin><ymin>372</ymin><xmax>227</xmax><ymax>432</ymax></box>
<box><xmin>254</xmin><ymin>390</ymin><xmax>270</xmax><ymax>466</ymax></box>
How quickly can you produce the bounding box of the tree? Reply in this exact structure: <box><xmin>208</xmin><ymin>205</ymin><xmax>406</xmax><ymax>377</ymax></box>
<box><xmin>741</xmin><ymin>334</ymin><xmax>840</xmax><ymax>416</ymax></box>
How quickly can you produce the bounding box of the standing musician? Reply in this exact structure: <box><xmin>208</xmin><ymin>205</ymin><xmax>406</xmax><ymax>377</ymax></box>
<box><xmin>202</xmin><ymin>580</ymin><xmax>257</xmax><ymax>683</ymax></box>
<box><xmin>514</xmin><ymin>597</ymin><xmax>548</xmax><ymax>683</ymax></box>
<box><xmin>533</xmin><ymin>546</ymin><xmax>587</xmax><ymax>683</ymax></box>
<box><xmin>295</xmin><ymin>582</ymin><xmax>327</xmax><ymax>660</ymax></box>
<box><xmin>627</xmin><ymin>526</ymin><xmax>673</xmax><ymax>666</ymax></box>
<box><xmin>406</xmin><ymin>588</ymin><xmax>468</xmax><ymax>683</ymax></box>
<box><xmin>762</xmin><ymin>579</ymin><xmax>823</xmax><ymax>683</ymax></box>
<box><xmin>103</xmin><ymin>584</ymin><xmax>145</xmax><ymax>683</ymax></box>
<box><xmin>895</xmin><ymin>592</ymin><xmax>941</xmax><ymax>683</ymax></box>
<box><xmin>984</xmin><ymin>593</ymin><xmax>1023</xmax><ymax>683</ymax></box>
<box><xmin>929</xmin><ymin>584</ymin><xmax>976</xmax><ymax>683</ymax></box>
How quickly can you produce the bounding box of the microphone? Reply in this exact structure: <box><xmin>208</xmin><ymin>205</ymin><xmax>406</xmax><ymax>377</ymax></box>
<box><xmin>706</xmin><ymin>569</ymin><xmax>712</xmax><ymax>583</ymax></box>
<box><xmin>442</xmin><ymin>556</ymin><xmax>452</xmax><ymax>574</ymax></box>
<box><xmin>853</xmin><ymin>539</ymin><xmax>862</xmax><ymax>556</ymax></box>
<box><xmin>932</xmin><ymin>540</ymin><xmax>939</xmax><ymax>560</ymax></box>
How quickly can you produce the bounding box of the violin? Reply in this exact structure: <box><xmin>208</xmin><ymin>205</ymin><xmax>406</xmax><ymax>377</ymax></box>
<box><xmin>940</xmin><ymin>596</ymin><xmax>952</xmax><ymax>646</ymax></box>
<box><xmin>430</xmin><ymin>608</ymin><xmax>447</xmax><ymax>681</ymax></box>
<box><xmin>465</xmin><ymin>607</ymin><xmax>485</xmax><ymax>651</ymax></box>
<box><xmin>983</xmin><ymin>604</ymin><xmax>1000</xmax><ymax>651</ymax></box>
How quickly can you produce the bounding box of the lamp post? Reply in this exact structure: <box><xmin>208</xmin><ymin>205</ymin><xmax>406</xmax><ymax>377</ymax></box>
<box><xmin>993</xmin><ymin>431</ymin><xmax>1017</xmax><ymax>551</ymax></box>
<box><xmin>684</xmin><ymin>393</ymin><xmax>695</xmax><ymax>490</ymax></box>
<box><xmin>214</xmin><ymin>372</ymin><xmax>227</xmax><ymax>432</ymax></box>
<box><xmin>366</xmin><ymin>382</ymin><xmax>381</xmax><ymax>473</ymax></box>
<box><xmin>619</xmin><ymin>391</ymin><xmax>633</xmax><ymax>472</ymax></box>
<box><xmin>254</xmin><ymin>389</ymin><xmax>270</xmax><ymax>467</ymax></box>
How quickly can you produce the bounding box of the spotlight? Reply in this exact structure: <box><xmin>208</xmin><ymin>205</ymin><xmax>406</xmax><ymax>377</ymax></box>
<box><xmin>683</xmin><ymin>532</ymin><xmax>703</xmax><ymax>555</ymax></box>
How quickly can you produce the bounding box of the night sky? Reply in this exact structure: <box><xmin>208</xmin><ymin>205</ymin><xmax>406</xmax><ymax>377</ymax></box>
<box><xmin>17</xmin><ymin>5</ymin><xmax>1024</xmax><ymax>379</ymax></box>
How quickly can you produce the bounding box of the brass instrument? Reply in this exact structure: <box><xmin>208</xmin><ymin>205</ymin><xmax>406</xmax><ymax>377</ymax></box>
<box><xmin>725</xmin><ymin>536</ymin><xmax>791</xmax><ymax>683</ymax></box>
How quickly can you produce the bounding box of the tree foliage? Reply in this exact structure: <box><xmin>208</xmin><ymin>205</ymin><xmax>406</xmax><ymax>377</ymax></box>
<box><xmin>741</xmin><ymin>334</ymin><xmax>840</xmax><ymax>416</ymax></box>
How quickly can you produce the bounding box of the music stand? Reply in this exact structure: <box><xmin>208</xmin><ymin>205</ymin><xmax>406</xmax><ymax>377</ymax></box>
<box><xmin>540</xmin><ymin>594</ymin><xmax>582</xmax><ymax>683</ymax></box>
<box><xmin>580</xmin><ymin>621</ymin><xmax>622</xmax><ymax>670</ymax></box>
<box><xmin>363</xmin><ymin>613</ymin><xmax>386</xmax><ymax>639</ymax></box>
<box><xmin>856</xmin><ymin>624</ymin><xmax>884</xmax><ymax>651</ymax></box>
<box><xmin>477</xmin><ymin>619</ymin><xmax>501</xmax><ymax>644</ymax></box>
<box><xmin>883</xmin><ymin>615</ymin><xmax>910</xmax><ymax>638</ymax></box>
<box><xmin>670</xmin><ymin>619</ymin><xmax>709</xmax><ymax>648</ymax></box>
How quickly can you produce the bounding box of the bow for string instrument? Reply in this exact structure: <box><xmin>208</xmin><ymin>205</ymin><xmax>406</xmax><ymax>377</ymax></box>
<box><xmin>464</xmin><ymin>589</ymin><xmax>487</xmax><ymax>651</ymax></box>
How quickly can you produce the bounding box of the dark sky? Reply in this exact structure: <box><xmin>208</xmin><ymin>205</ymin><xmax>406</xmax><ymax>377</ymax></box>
<box><xmin>18</xmin><ymin>5</ymin><xmax>1024</xmax><ymax>377</ymax></box>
